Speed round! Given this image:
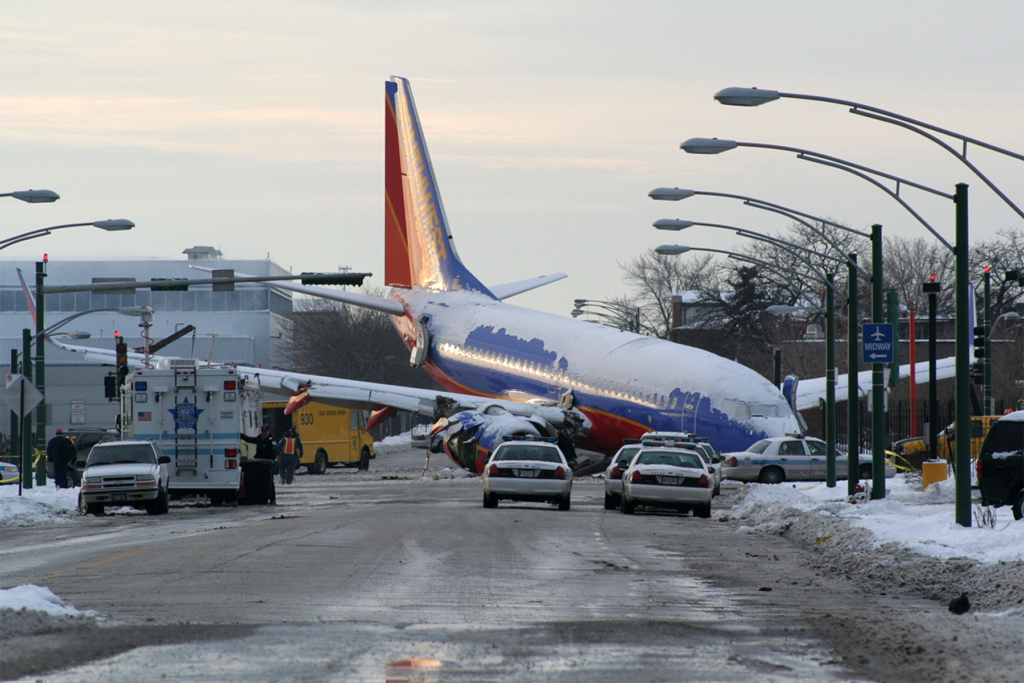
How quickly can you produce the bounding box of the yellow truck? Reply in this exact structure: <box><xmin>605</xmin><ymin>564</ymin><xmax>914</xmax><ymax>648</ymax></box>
<box><xmin>891</xmin><ymin>415</ymin><xmax>1001</xmax><ymax>469</ymax></box>
<box><xmin>263</xmin><ymin>401</ymin><xmax>375</xmax><ymax>473</ymax></box>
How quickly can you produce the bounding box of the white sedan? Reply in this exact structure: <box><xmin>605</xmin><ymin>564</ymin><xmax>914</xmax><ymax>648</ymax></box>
<box><xmin>603</xmin><ymin>444</ymin><xmax>642</xmax><ymax>509</ymax></box>
<box><xmin>621</xmin><ymin>447</ymin><xmax>713</xmax><ymax>518</ymax></box>
<box><xmin>721</xmin><ymin>435</ymin><xmax>897</xmax><ymax>484</ymax></box>
<box><xmin>482</xmin><ymin>439</ymin><xmax>572</xmax><ymax>511</ymax></box>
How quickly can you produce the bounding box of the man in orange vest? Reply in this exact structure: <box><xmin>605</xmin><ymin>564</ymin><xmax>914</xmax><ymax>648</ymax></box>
<box><xmin>278</xmin><ymin>425</ymin><xmax>303</xmax><ymax>484</ymax></box>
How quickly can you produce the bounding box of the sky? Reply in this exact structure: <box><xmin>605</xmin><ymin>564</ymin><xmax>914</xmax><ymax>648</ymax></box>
<box><xmin>2</xmin><ymin>1</ymin><xmax>1022</xmax><ymax>317</ymax></box>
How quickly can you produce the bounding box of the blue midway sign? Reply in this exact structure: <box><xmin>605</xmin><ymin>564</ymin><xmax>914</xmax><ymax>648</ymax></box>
<box><xmin>862</xmin><ymin>323</ymin><xmax>895</xmax><ymax>364</ymax></box>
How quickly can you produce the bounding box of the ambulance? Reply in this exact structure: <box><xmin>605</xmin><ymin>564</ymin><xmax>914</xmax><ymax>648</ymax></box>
<box><xmin>119</xmin><ymin>359</ymin><xmax>262</xmax><ymax>505</ymax></box>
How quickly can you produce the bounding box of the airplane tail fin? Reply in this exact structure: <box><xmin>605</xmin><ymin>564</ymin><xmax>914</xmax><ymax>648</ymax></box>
<box><xmin>384</xmin><ymin>77</ymin><xmax>494</xmax><ymax>297</ymax></box>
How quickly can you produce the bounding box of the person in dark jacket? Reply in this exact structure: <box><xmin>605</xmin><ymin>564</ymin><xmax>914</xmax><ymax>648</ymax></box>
<box><xmin>46</xmin><ymin>428</ymin><xmax>76</xmax><ymax>489</ymax></box>
<box><xmin>240</xmin><ymin>425</ymin><xmax>277</xmax><ymax>503</ymax></box>
<box><xmin>240</xmin><ymin>425</ymin><xmax>277</xmax><ymax>460</ymax></box>
<box><xmin>278</xmin><ymin>426</ymin><xmax>303</xmax><ymax>484</ymax></box>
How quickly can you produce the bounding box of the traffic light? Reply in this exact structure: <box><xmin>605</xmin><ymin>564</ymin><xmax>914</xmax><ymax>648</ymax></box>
<box><xmin>115</xmin><ymin>332</ymin><xmax>129</xmax><ymax>388</ymax></box>
<box><xmin>299</xmin><ymin>272</ymin><xmax>368</xmax><ymax>286</ymax></box>
<box><xmin>104</xmin><ymin>374</ymin><xmax>118</xmax><ymax>400</ymax></box>
<box><xmin>150</xmin><ymin>277</ymin><xmax>189</xmax><ymax>291</ymax></box>
<box><xmin>922</xmin><ymin>274</ymin><xmax>941</xmax><ymax>294</ymax></box>
<box><xmin>973</xmin><ymin>324</ymin><xmax>986</xmax><ymax>360</ymax></box>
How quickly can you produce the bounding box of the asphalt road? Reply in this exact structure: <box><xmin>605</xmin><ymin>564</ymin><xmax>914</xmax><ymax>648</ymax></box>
<box><xmin>2</xmin><ymin>447</ymin><xmax>945</xmax><ymax>682</ymax></box>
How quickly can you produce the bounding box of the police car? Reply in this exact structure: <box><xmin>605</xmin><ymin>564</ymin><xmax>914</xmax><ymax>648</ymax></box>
<box><xmin>620</xmin><ymin>445</ymin><xmax>713</xmax><ymax>517</ymax></box>
<box><xmin>603</xmin><ymin>443</ymin><xmax>643</xmax><ymax>509</ymax></box>
<box><xmin>721</xmin><ymin>435</ymin><xmax>897</xmax><ymax>484</ymax></box>
<box><xmin>482</xmin><ymin>436</ymin><xmax>572</xmax><ymax>511</ymax></box>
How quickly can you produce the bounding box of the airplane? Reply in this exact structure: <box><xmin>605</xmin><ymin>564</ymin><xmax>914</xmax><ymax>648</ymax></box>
<box><xmin>49</xmin><ymin>77</ymin><xmax>955</xmax><ymax>472</ymax></box>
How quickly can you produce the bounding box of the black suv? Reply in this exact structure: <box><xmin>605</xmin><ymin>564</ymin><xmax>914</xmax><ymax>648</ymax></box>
<box><xmin>976</xmin><ymin>411</ymin><xmax>1024</xmax><ymax>520</ymax></box>
<box><xmin>47</xmin><ymin>428</ymin><xmax>119</xmax><ymax>486</ymax></box>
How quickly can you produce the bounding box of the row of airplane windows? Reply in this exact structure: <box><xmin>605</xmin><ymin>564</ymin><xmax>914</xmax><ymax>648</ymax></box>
<box><xmin>435</xmin><ymin>341</ymin><xmax>786</xmax><ymax>421</ymax></box>
<box><xmin>437</xmin><ymin>341</ymin><xmax>678</xmax><ymax>411</ymax></box>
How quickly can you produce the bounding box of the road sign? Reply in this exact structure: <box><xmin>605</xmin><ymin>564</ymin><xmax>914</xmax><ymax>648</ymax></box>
<box><xmin>3</xmin><ymin>373</ymin><xmax>44</xmax><ymax>416</ymax></box>
<box><xmin>862</xmin><ymin>323</ymin><xmax>895</xmax><ymax>364</ymax></box>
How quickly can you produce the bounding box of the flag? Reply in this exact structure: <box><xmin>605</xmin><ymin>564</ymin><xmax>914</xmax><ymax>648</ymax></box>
<box><xmin>138</xmin><ymin>411</ymin><xmax>152</xmax><ymax>422</ymax></box>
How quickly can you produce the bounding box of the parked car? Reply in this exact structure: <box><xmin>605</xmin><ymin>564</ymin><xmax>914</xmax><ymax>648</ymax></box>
<box><xmin>620</xmin><ymin>446</ymin><xmax>713</xmax><ymax>517</ymax></box>
<box><xmin>603</xmin><ymin>444</ymin><xmax>643</xmax><ymax>509</ymax></box>
<box><xmin>722</xmin><ymin>435</ymin><xmax>896</xmax><ymax>484</ymax></box>
<box><xmin>0</xmin><ymin>459</ymin><xmax>20</xmax><ymax>485</ymax></box>
<box><xmin>976</xmin><ymin>410</ymin><xmax>1024</xmax><ymax>520</ymax></box>
<box><xmin>482</xmin><ymin>437</ymin><xmax>572</xmax><ymax>511</ymax></box>
<box><xmin>47</xmin><ymin>428</ymin><xmax>119</xmax><ymax>486</ymax></box>
<box><xmin>639</xmin><ymin>432</ymin><xmax>722</xmax><ymax>496</ymax></box>
<box><xmin>78</xmin><ymin>440</ymin><xmax>171</xmax><ymax>516</ymax></box>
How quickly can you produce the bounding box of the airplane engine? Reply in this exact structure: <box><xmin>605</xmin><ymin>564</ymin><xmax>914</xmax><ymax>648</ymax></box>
<box><xmin>431</xmin><ymin>406</ymin><xmax>555</xmax><ymax>472</ymax></box>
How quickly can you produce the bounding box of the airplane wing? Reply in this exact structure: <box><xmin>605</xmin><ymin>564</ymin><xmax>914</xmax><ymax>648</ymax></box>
<box><xmin>794</xmin><ymin>357</ymin><xmax>957</xmax><ymax>411</ymax></box>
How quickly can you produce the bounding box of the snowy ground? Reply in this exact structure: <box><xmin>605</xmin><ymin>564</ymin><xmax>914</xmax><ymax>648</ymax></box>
<box><xmin>3</xmin><ymin>432</ymin><xmax>1022</xmax><ymax>637</ymax></box>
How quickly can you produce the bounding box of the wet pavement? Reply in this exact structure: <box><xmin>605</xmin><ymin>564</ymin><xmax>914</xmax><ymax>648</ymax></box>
<box><xmin>1</xmin><ymin>448</ymin><xmax>880</xmax><ymax>681</ymax></box>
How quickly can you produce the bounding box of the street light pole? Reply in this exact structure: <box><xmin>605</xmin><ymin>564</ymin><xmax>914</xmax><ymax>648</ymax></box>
<box><xmin>0</xmin><ymin>219</ymin><xmax>134</xmax><ymax>251</ymax></box>
<box><xmin>870</xmin><ymin>224</ymin><xmax>886</xmax><ymax>499</ymax></box>
<box><xmin>954</xmin><ymin>184</ymin><xmax>971</xmax><ymax>526</ymax></box>
<box><xmin>848</xmin><ymin>254</ymin><xmax>860</xmax><ymax>496</ymax></box>
<box><xmin>34</xmin><ymin>261</ymin><xmax>47</xmax><ymax>485</ymax></box>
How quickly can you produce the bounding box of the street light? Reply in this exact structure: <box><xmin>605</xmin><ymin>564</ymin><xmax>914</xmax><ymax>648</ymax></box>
<box><xmin>677</xmin><ymin>139</ymin><xmax>921</xmax><ymax>501</ymax></box>
<box><xmin>651</xmin><ymin>188</ymin><xmax>868</xmax><ymax>493</ymax></box>
<box><xmin>1</xmin><ymin>189</ymin><xmax>60</xmax><ymax>203</ymax></box>
<box><xmin>0</xmin><ymin>219</ymin><xmax>134</xmax><ymax>251</ymax></box>
<box><xmin>13</xmin><ymin>306</ymin><xmax>152</xmax><ymax>489</ymax></box>
<box><xmin>659</xmin><ymin>244</ymin><xmax>843</xmax><ymax>485</ymax></box>
<box><xmin>710</xmin><ymin>88</ymin><xmax>1024</xmax><ymax>526</ymax></box>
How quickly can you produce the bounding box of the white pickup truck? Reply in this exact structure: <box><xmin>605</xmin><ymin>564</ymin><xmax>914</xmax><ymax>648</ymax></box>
<box><xmin>78</xmin><ymin>441</ymin><xmax>172</xmax><ymax>516</ymax></box>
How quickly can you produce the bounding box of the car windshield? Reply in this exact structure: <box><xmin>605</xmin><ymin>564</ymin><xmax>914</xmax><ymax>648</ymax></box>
<box><xmin>636</xmin><ymin>451</ymin><xmax>701</xmax><ymax>469</ymax></box>
<box><xmin>747</xmin><ymin>440</ymin><xmax>771</xmax><ymax>454</ymax></box>
<box><xmin>616</xmin><ymin>446</ymin><xmax>641</xmax><ymax>466</ymax></box>
<box><xmin>493</xmin><ymin>446</ymin><xmax>561</xmax><ymax>463</ymax></box>
<box><xmin>88</xmin><ymin>445</ymin><xmax>157</xmax><ymax>466</ymax></box>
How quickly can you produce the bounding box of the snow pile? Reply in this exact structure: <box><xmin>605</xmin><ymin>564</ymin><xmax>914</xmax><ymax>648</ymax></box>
<box><xmin>725</xmin><ymin>475</ymin><xmax>1024</xmax><ymax>564</ymax></box>
<box><xmin>374</xmin><ymin>432</ymin><xmax>414</xmax><ymax>451</ymax></box>
<box><xmin>0</xmin><ymin>484</ymin><xmax>80</xmax><ymax>526</ymax></box>
<box><xmin>0</xmin><ymin>585</ymin><xmax>97</xmax><ymax>618</ymax></box>
<box><xmin>721</xmin><ymin>475</ymin><xmax>1024</xmax><ymax>611</ymax></box>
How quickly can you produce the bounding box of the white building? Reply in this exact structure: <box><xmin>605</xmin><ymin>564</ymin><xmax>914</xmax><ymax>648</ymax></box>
<box><xmin>1</xmin><ymin>247</ymin><xmax>293</xmax><ymax>440</ymax></box>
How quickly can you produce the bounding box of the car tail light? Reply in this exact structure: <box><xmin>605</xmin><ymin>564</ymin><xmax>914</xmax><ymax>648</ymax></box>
<box><xmin>630</xmin><ymin>470</ymin><xmax>644</xmax><ymax>483</ymax></box>
<box><xmin>611</xmin><ymin>466</ymin><xmax>623</xmax><ymax>479</ymax></box>
<box><xmin>225</xmin><ymin>448</ymin><xmax>237</xmax><ymax>457</ymax></box>
<box><xmin>976</xmin><ymin>458</ymin><xmax>982</xmax><ymax>480</ymax></box>
<box><xmin>698</xmin><ymin>473</ymin><xmax>710</xmax><ymax>487</ymax></box>
<box><xmin>486</xmin><ymin>463</ymin><xmax>500</xmax><ymax>476</ymax></box>
<box><xmin>725</xmin><ymin>456</ymin><xmax>738</xmax><ymax>467</ymax></box>
<box><xmin>224</xmin><ymin>380</ymin><xmax>237</xmax><ymax>390</ymax></box>
<box><xmin>553</xmin><ymin>466</ymin><xmax>566</xmax><ymax>479</ymax></box>
<box><xmin>226</xmin><ymin>459</ymin><xmax>238</xmax><ymax>469</ymax></box>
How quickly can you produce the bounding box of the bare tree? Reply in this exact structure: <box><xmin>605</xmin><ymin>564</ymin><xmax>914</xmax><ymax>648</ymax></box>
<box><xmin>618</xmin><ymin>251</ymin><xmax>718</xmax><ymax>338</ymax></box>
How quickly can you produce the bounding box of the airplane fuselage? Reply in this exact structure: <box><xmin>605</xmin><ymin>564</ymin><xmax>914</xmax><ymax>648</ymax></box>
<box><xmin>392</xmin><ymin>287</ymin><xmax>799</xmax><ymax>455</ymax></box>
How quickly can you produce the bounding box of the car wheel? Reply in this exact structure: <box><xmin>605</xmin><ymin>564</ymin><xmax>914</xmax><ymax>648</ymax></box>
<box><xmin>147</xmin><ymin>488</ymin><xmax>169</xmax><ymax>515</ymax></box>
<box><xmin>558</xmin><ymin>494</ymin><xmax>571</xmax><ymax>511</ymax></box>
<box><xmin>1012</xmin><ymin>489</ymin><xmax>1023</xmax><ymax>521</ymax></box>
<box><xmin>713</xmin><ymin>485</ymin><xmax>720</xmax><ymax>497</ymax></box>
<box><xmin>208</xmin><ymin>492</ymin><xmax>223</xmax><ymax>507</ymax></box>
<box><xmin>358</xmin><ymin>447</ymin><xmax>371</xmax><ymax>471</ymax></box>
<box><xmin>483</xmin><ymin>492</ymin><xmax>498</xmax><ymax>508</ymax></box>
<box><xmin>603</xmin><ymin>493</ymin><xmax>616</xmax><ymax>510</ymax></box>
<box><xmin>77</xmin><ymin>492</ymin><xmax>89</xmax><ymax>516</ymax></box>
<box><xmin>758</xmin><ymin>467</ymin><xmax>784</xmax><ymax>484</ymax></box>
<box><xmin>621</xmin><ymin>497</ymin><xmax>635</xmax><ymax>515</ymax></box>
<box><xmin>313</xmin><ymin>449</ymin><xmax>328</xmax><ymax>475</ymax></box>
<box><xmin>694</xmin><ymin>502</ymin><xmax>712</xmax><ymax>519</ymax></box>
